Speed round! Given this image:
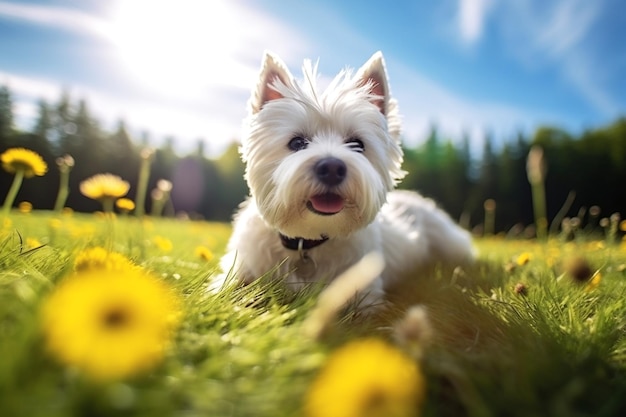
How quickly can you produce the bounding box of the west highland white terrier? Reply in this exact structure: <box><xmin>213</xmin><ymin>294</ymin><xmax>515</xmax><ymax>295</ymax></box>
<box><xmin>216</xmin><ymin>51</ymin><xmax>475</xmax><ymax>309</ymax></box>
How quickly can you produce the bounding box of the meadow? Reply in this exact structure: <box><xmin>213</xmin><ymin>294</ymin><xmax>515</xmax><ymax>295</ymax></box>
<box><xmin>1</xmin><ymin>210</ymin><xmax>626</xmax><ymax>417</ymax></box>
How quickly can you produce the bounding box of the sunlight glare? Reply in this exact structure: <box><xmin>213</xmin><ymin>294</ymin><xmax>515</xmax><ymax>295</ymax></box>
<box><xmin>109</xmin><ymin>0</ymin><xmax>255</xmax><ymax>95</ymax></box>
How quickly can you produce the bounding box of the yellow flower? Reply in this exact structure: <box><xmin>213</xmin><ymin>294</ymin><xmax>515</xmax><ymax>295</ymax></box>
<box><xmin>48</xmin><ymin>218</ymin><xmax>62</xmax><ymax>230</ymax></box>
<box><xmin>587</xmin><ymin>241</ymin><xmax>605</xmax><ymax>251</ymax></box>
<box><xmin>153</xmin><ymin>236</ymin><xmax>173</xmax><ymax>252</ymax></box>
<box><xmin>41</xmin><ymin>267</ymin><xmax>181</xmax><ymax>381</ymax></box>
<box><xmin>194</xmin><ymin>245</ymin><xmax>214</xmax><ymax>261</ymax></box>
<box><xmin>18</xmin><ymin>201</ymin><xmax>32</xmax><ymax>213</ymax></box>
<box><xmin>305</xmin><ymin>339</ymin><xmax>424</xmax><ymax>417</ymax></box>
<box><xmin>516</xmin><ymin>252</ymin><xmax>532</xmax><ymax>266</ymax></box>
<box><xmin>25</xmin><ymin>237</ymin><xmax>42</xmax><ymax>249</ymax></box>
<box><xmin>74</xmin><ymin>247</ymin><xmax>139</xmax><ymax>272</ymax></box>
<box><xmin>80</xmin><ymin>173</ymin><xmax>130</xmax><ymax>201</ymax></box>
<box><xmin>1</xmin><ymin>148</ymin><xmax>47</xmax><ymax>214</ymax></box>
<box><xmin>115</xmin><ymin>197</ymin><xmax>135</xmax><ymax>213</ymax></box>
<box><xmin>1</xmin><ymin>147</ymin><xmax>47</xmax><ymax>177</ymax></box>
<box><xmin>585</xmin><ymin>272</ymin><xmax>602</xmax><ymax>292</ymax></box>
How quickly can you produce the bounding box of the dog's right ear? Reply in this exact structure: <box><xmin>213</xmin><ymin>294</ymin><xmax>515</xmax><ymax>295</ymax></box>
<box><xmin>249</xmin><ymin>51</ymin><xmax>293</xmax><ymax>114</ymax></box>
<box><xmin>355</xmin><ymin>51</ymin><xmax>391</xmax><ymax>116</ymax></box>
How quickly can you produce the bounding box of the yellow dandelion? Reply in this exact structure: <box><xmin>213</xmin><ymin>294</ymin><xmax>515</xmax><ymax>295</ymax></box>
<box><xmin>516</xmin><ymin>252</ymin><xmax>532</xmax><ymax>266</ymax></box>
<box><xmin>153</xmin><ymin>236</ymin><xmax>173</xmax><ymax>252</ymax></box>
<box><xmin>18</xmin><ymin>201</ymin><xmax>32</xmax><ymax>213</ymax></box>
<box><xmin>69</xmin><ymin>224</ymin><xmax>96</xmax><ymax>240</ymax></box>
<box><xmin>1</xmin><ymin>148</ymin><xmax>47</xmax><ymax>214</ymax></box>
<box><xmin>74</xmin><ymin>247</ymin><xmax>139</xmax><ymax>272</ymax></box>
<box><xmin>115</xmin><ymin>197</ymin><xmax>135</xmax><ymax>213</ymax></box>
<box><xmin>305</xmin><ymin>338</ymin><xmax>425</xmax><ymax>417</ymax></box>
<box><xmin>585</xmin><ymin>272</ymin><xmax>602</xmax><ymax>292</ymax></box>
<box><xmin>194</xmin><ymin>245</ymin><xmax>214</xmax><ymax>262</ymax></box>
<box><xmin>1</xmin><ymin>147</ymin><xmax>47</xmax><ymax>177</ymax></box>
<box><xmin>587</xmin><ymin>241</ymin><xmax>605</xmax><ymax>251</ymax></box>
<box><xmin>80</xmin><ymin>173</ymin><xmax>130</xmax><ymax>213</ymax></box>
<box><xmin>620</xmin><ymin>220</ymin><xmax>626</xmax><ymax>233</ymax></box>
<box><xmin>26</xmin><ymin>237</ymin><xmax>42</xmax><ymax>249</ymax></box>
<box><xmin>48</xmin><ymin>218</ymin><xmax>62</xmax><ymax>230</ymax></box>
<box><xmin>40</xmin><ymin>267</ymin><xmax>181</xmax><ymax>381</ymax></box>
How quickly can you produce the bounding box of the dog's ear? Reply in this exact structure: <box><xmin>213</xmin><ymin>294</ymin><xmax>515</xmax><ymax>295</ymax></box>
<box><xmin>355</xmin><ymin>51</ymin><xmax>391</xmax><ymax>116</ymax></box>
<box><xmin>250</xmin><ymin>51</ymin><xmax>293</xmax><ymax>114</ymax></box>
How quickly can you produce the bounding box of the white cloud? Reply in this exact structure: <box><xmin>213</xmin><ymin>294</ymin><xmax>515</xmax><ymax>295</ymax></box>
<box><xmin>3</xmin><ymin>0</ymin><xmax>613</xmax><ymax>160</ymax></box>
<box><xmin>493</xmin><ymin>0</ymin><xmax>619</xmax><ymax>117</ymax></box>
<box><xmin>0</xmin><ymin>1</ymin><xmax>109</xmax><ymax>37</ymax></box>
<box><xmin>0</xmin><ymin>0</ymin><xmax>546</xmax><ymax>158</ymax></box>
<box><xmin>0</xmin><ymin>0</ymin><xmax>313</xmax><ymax>155</ymax></box>
<box><xmin>457</xmin><ymin>0</ymin><xmax>494</xmax><ymax>44</ymax></box>
<box><xmin>388</xmin><ymin>60</ymin><xmax>548</xmax><ymax>156</ymax></box>
<box><xmin>1</xmin><ymin>69</ymin><xmax>248</xmax><ymax>154</ymax></box>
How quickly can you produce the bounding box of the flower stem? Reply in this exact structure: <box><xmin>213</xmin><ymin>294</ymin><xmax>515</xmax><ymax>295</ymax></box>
<box><xmin>2</xmin><ymin>169</ymin><xmax>25</xmax><ymax>215</ymax></box>
<box><xmin>135</xmin><ymin>155</ymin><xmax>151</xmax><ymax>217</ymax></box>
<box><xmin>531</xmin><ymin>181</ymin><xmax>548</xmax><ymax>240</ymax></box>
<box><xmin>54</xmin><ymin>168</ymin><xmax>70</xmax><ymax>212</ymax></box>
<box><xmin>101</xmin><ymin>198</ymin><xmax>114</xmax><ymax>214</ymax></box>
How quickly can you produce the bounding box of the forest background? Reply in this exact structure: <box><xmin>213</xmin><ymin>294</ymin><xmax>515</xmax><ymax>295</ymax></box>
<box><xmin>1</xmin><ymin>84</ymin><xmax>624</xmax><ymax>235</ymax></box>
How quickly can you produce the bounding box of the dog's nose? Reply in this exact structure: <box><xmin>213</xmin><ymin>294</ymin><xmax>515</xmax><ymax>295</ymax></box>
<box><xmin>314</xmin><ymin>157</ymin><xmax>347</xmax><ymax>186</ymax></box>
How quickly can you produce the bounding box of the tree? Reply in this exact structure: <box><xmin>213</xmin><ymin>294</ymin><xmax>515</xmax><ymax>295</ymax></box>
<box><xmin>214</xmin><ymin>142</ymin><xmax>248</xmax><ymax>220</ymax></box>
<box><xmin>106</xmin><ymin>119</ymin><xmax>139</xmax><ymax>186</ymax></box>
<box><xmin>0</xmin><ymin>85</ymin><xmax>15</xmax><ymax>143</ymax></box>
<box><xmin>54</xmin><ymin>91</ymin><xmax>74</xmax><ymax>153</ymax></box>
<box><xmin>33</xmin><ymin>99</ymin><xmax>54</xmax><ymax>141</ymax></box>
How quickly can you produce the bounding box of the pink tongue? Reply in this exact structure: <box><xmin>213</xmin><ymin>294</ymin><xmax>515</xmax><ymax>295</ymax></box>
<box><xmin>310</xmin><ymin>193</ymin><xmax>344</xmax><ymax>214</ymax></box>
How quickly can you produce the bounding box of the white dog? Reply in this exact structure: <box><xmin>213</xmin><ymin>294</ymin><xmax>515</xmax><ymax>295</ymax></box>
<box><xmin>216</xmin><ymin>51</ymin><xmax>475</xmax><ymax>308</ymax></box>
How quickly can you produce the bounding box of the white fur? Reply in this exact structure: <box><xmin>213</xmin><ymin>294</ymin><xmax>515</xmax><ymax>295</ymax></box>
<box><xmin>215</xmin><ymin>51</ymin><xmax>475</xmax><ymax>308</ymax></box>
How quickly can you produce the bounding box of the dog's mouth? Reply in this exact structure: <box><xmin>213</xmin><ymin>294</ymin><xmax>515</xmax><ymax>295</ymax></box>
<box><xmin>307</xmin><ymin>193</ymin><xmax>345</xmax><ymax>215</ymax></box>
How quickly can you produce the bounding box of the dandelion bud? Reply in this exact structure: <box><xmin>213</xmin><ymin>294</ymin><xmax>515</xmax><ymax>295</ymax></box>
<box><xmin>140</xmin><ymin>147</ymin><xmax>155</xmax><ymax>160</ymax></box>
<box><xmin>151</xmin><ymin>189</ymin><xmax>164</xmax><ymax>202</ymax></box>
<box><xmin>393</xmin><ymin>305</ymin><xmax>433</xmax><ymax>358</ymax></box>
<box><xmin>64</xmin><ymin>154</ymin><xmax>75</xmax><ymax>168</ymax></box>
<box><xmin>589</xmin><ymin>205</ymin><xmax>601</xmax><ymax>217</ymax></box>
<box><xmin>157</xmin><ymin>179</ymin><xmax>173</xmax><ymax>193</ymax></box>
<box><xmin>514</xmin><ymin>282</ymin><xmax>528</xmax><ymax>296</ymax></box>
<box><xmin>526</xmin><ymin>145</ymin><xmax>547</xmax><ymax>184</ymax></box>
<box><xmin>483</xmin><ymin>199</ymin><xmax>496</xmax><ymax>211</ymax></box>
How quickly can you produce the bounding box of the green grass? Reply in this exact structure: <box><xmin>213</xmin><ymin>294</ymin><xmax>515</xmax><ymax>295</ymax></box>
<box><xmin>1</xmin><ymin>211</ymin><xmax>626</xmax><ymax>417</ymax></box>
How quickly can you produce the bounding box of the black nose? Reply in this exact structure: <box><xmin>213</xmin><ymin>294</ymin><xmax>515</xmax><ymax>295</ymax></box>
<box><xmin>314</xmin><ymin>157</ymin><xmax>347</xmax><ymax>186</ymax></box>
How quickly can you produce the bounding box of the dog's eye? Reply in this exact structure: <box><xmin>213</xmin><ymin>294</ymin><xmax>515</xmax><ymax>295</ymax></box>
<box><xmin>346</xmin><ymin>138</ymin><xmax>365</xmax><ymax>153</ymax></box>
<box><xmin>288</xmin><ymin>136</ymin><xmax>309</xmax><ymax>152</ymax></box>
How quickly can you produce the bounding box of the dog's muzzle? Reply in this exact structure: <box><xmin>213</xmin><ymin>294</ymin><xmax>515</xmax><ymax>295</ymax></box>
<box><xmin>306</xmin><ymin>157</ymin><xmax>347</xmax><ymax>216</ymax></box>
<box><xmin>314</xmin><ymin>157</ymin><xmax>346</xmax><ymax>186</ymax></box>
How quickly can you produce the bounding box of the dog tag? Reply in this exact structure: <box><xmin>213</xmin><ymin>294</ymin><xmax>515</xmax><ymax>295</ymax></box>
<box><xmin>294</xmin><ymin>254</ymin><xmax>317</xmax><ymax>281</ymax></box>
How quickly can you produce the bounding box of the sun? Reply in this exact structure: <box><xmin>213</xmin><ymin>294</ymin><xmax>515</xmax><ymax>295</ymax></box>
<box><xmin>107</xmin><ymin>0</ymin><xmax>253</xmax><ymax>94</ymax></box>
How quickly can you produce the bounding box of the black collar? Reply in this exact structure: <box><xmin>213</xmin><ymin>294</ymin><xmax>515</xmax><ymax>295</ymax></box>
<box><xmin>279</xmin><ymin>234</ymin><xmax>329</xmax><ymax>251</ymax></box>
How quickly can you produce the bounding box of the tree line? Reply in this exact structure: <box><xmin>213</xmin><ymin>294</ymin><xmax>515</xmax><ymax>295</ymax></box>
<box><xmin>1</xmin><ymin>85</ymin><xmax>624</xmax><ymax>234</ymax></box>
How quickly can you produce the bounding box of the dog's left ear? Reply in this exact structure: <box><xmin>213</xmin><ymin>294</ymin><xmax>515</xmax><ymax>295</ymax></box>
<box><xmin>250</xmin><ymin>51</ymin><xmax>294</xmax><ymax>114</ymax></box>
<box><xmin>355</xmin><ymin>51</ymin><xmax>391</xmax><ymax>116</ymax></box>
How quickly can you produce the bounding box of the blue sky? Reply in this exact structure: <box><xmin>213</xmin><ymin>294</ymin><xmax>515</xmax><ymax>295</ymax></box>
<box><xmin>0</xmin><ymin>0</ymin><xmax>624</xmax><ymax>156</ymax></box>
